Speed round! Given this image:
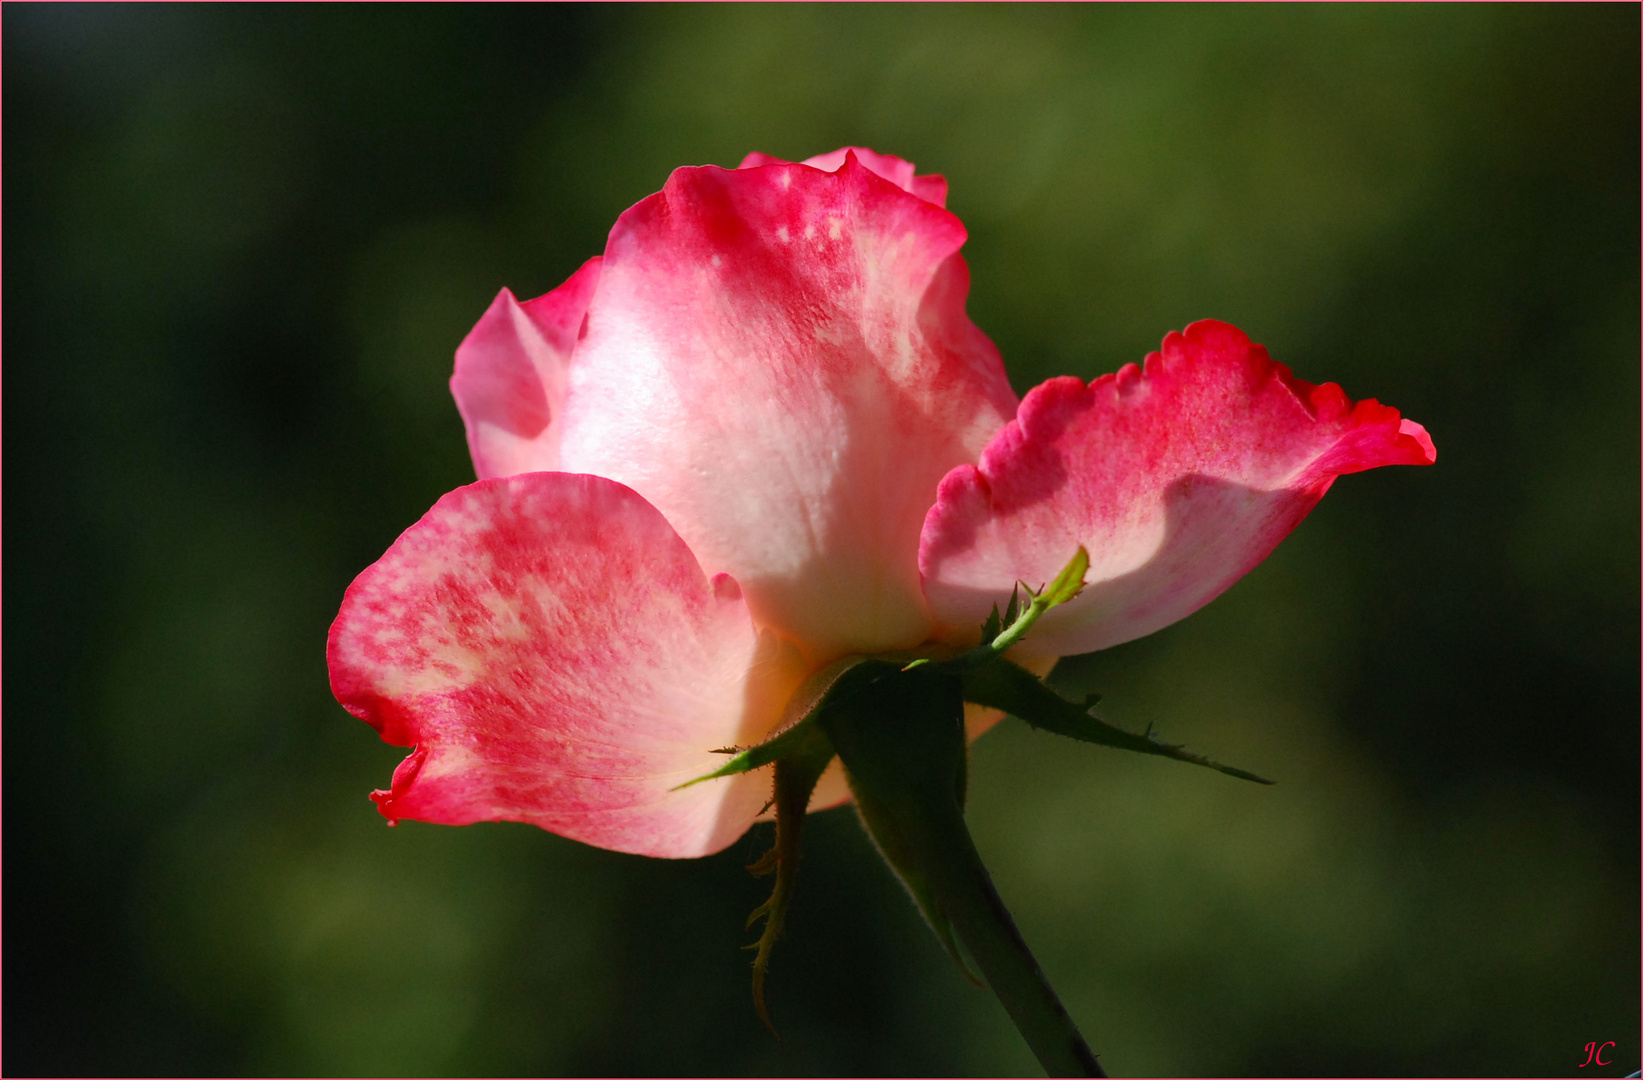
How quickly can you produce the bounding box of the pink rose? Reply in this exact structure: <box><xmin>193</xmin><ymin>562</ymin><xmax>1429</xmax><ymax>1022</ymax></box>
<box><xmin>328</xmin><ymin>148</ymin><xmax>1435</xmax><ymax>858</ymax></box>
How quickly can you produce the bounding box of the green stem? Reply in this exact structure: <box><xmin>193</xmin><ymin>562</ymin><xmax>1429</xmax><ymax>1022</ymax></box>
<box><xmin>916</xmin><ymin>799</ymin><xmax>1106</xmax><ymax>1078</ymax></box>
<box><xmin>819</xmin><ymin>666</ymin><xmax>1106</xmax><ymax>1077</ymax></box>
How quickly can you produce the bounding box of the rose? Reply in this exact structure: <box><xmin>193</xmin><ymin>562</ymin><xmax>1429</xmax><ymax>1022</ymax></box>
<box><xmin>327</xmin><ymin>147</ymin><xmax>1434</xmax><ymax>861</ymax></box>
<box><xmin>328</xmin><ymin>147</ymin><xmax>1435</xmax><ymax>1066</ymax></box>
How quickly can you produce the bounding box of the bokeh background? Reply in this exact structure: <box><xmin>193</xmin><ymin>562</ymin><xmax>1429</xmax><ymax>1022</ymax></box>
<box><xmin>6</xmin><ymin>5</ymin><xmax>1638</xmax><ymax>1076</ymax></box>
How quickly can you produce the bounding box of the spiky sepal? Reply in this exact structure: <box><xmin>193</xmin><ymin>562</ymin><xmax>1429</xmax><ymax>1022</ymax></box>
<box><xmin>743</xmin><ymin>720</ymin><xmax>836</xmax><ymax>1033</ymax></box>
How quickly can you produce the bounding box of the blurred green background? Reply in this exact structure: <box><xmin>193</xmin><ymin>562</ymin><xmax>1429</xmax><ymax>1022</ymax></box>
<box><xmin>6</xmin><ymin>5</ymin><xmax>1638</xmax><ymax>1076</ymax></box>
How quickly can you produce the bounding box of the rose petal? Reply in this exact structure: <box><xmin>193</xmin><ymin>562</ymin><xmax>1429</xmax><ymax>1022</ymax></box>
<box><xmin>740</xmin><ymin>146</ymin><xmax>949</xmax><ymax>207</ymax></box>
<box><xmin>327</xmin><ymin>471</ymin><xmax>805</xmax><ymax>858</ymax></box>
<box><xmin>450</xmin><ymin>257</ymin><xmax>602</xmax><ymax>479</ymax></box>
<box><xmin>554</xmin><ymin>152</ymin><xmax>1017</xmax><ymax>661</ymax></box>
<box><xmin>920</xmin><ymin>320</ymin><xmax>1437</xmax><ymax>657</ymax></box>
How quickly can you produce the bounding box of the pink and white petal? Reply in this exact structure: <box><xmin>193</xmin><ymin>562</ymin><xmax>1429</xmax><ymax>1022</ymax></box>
<box><xmin>739</xmin><ymin>146</ymin><xmax>948</xmax><ymax>207</ymax></box>
<box><xmin>556</xmin><ymin>153</ymin><xmax>1017</xmax><ymax>662</ymax></box>
<box><xmin>450</xmin><ymin>257</ymin><xmax>603</xmax><ymax>480</ymax></box>
<box><xmin>920</xmin><ymin>320</ymin><xmax>1436</xmax><ymax>658</ymax></box>
<box><xmin>327</xmin><ymin>471</ymin><xmax>806</xmax><ymax>858</ymax></box>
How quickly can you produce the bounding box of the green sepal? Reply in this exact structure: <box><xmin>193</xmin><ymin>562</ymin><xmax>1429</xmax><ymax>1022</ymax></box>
<box><xmin>821</xmin><ymin>665</ymin><xmax>1105</xmax><ymax>1076</ymax></box>
<box><xmin>961</xmin><ymin>658</ymin><xmax>1275</xmax><ymax>785</ymax></box>
<box><xmin>817</xmin><ymin>666</ymin><xmax>980</xmax><ymax>986</ymax></box>
<box><xmin>674</xmin><ymin>718</ymin><xmax>818</xmax><ymax>789</ymax></box>
<box><xmin>673</xmin><ymin>656</ymin><xmax>883</xmax><ymax>791</ymax></box>
<box><xmin>1002</xmin><ymin>586</ymin><xmax>1022</xmax><ymax>628</ymax></box>
<box><xmin>744</xmin><ymin>720</ymin><xmax>836</xmax><ymax>1035</ymax></box>
<box><xmin>1042</xmin><ymin>544</ymin><xmax>1090</xmax><ymax>606</ymax></box>
<box><xmin>675</xmin><ymin>657</ymin><xmax>947</xmax><ymax>1029</ymax></box>
<box><xmin>957</xmin><ymin>546</ymin><xmax>1090</xmax><ymax>667</ymax></box>
<box><xmin>980</xmin><ymin>603</ymin><xmax>1004</xmax><ymax>647</ymax></box>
